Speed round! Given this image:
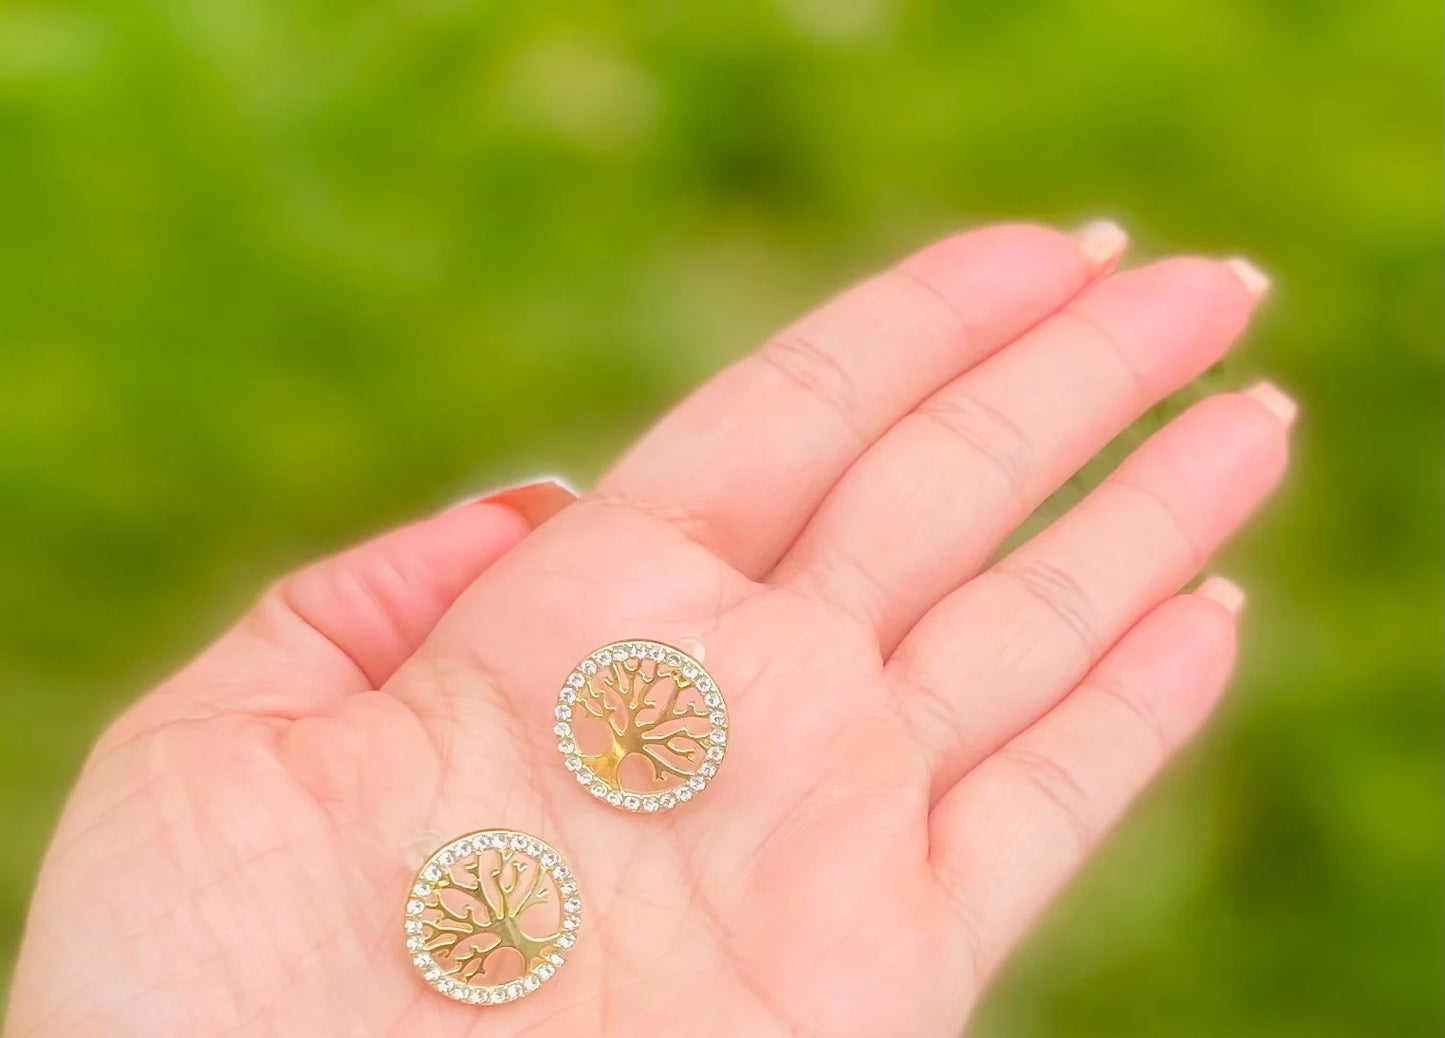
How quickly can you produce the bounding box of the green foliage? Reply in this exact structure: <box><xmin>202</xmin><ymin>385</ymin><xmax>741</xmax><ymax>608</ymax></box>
<box><xmin>0</xmin><ymin>0</ymin><xmax>1439</xmax><ymax>1031</ymax></box>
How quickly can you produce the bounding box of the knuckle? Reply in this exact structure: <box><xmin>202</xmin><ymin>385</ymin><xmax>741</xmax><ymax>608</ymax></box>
<box><xmin>1109</xmin><ymin>478</ymin><xmax>1208</xmax><ymax>572</ymax></box>
<box><xmin>995</xmin><ymin>555</ymin><xmax>1104</xmax><ymax>660</ymax></box>
<box><xmin>913</xmin><ymin>391</ymin><xmax>1035</xmax><ymax>504</ymax></box>
<box><xmin>758</xmin><ymin>333</ymin><xmax>869</xmax><ymax>446</ymax></box>
<box><xmin>996</xmin><ymin>745</ymin><xmax>1095</xmax><ymax>859</ymax></box>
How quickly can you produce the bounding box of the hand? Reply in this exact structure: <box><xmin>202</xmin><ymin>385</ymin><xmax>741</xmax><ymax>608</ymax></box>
<box><xmin>6</xmin><ymin>222</ymin><xmax>1291</xmax><ymax>1038</ymax></box>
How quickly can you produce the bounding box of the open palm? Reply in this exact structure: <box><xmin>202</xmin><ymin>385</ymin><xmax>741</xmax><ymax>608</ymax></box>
<box><xmin>6</xmin><ymin>222</ymin><xmax>1291</xmax><ymax>1038</ymax></box>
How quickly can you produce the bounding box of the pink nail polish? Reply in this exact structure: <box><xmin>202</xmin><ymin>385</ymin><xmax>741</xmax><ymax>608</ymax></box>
<box><xmin>1223</xmin><ymin>257</ymin><xmax>1271</xmax><ymax>298</ymax></box>
<box><xmin>1197</xmin><ymin>576</ymin><xmax>1246</xmax><ymax>616</ymax></box>
<box><xmin>1074</xmin><ymin>219</ymin><xmax>1129</xmax><ymax>271</ymax></box>
<box><xmin>1242</xmin><ymin>380</ymin><xmax>1298</xmax><ymax>427</ymax></box>
<box><xmin>452</xmin><ymin>477</ymin><xmax>579</xmax><ymax>526</ymax></box>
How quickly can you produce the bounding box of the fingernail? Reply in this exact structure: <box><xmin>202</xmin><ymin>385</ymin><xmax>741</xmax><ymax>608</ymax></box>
<box><xmin>1242</xmin><ymin>380</ymin><xmax>1298</xmax><ymax>427</ymax></box>
<box><xmin>454</xmin><ymin>477</ymin><xmax>579</xmax><ymax>526</ymax></box>
<box><xmin>1196</xmin><ymin>575</ymin><xmax>1246</xmax><ymax>616</ymax></box>
<box><xmin>1223</xmin><ymin>256</ymin><xmax>1271</xmax><ymax>298</ymax></box>
<box><xmin>1074</xmin><ymin>219</ymin><xmax>1129</xmax><ymax>271</ymax></box>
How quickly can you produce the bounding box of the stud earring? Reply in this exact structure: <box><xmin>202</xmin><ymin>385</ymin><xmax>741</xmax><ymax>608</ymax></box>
<box><xmin>555</xmin><ymin>639</ymin><xmax>729</xmax><ymax>812</ymax></box>
<box><xmin>405</xmin><ymin>829</ymin><xmax>580</xmax><ymax>1005</ymax></box>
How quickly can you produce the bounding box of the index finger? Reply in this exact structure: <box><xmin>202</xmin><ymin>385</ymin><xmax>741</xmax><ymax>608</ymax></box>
<box><xmin>592</xmin><ymin>222</ymin><xmax>1125</xmax><ymax>576</ymax></box>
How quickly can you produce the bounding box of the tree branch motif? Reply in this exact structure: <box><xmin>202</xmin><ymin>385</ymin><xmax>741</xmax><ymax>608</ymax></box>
<box><xmin>420</xmin><ymin>846</ymin><xmax>562</xmax><ymax>982</ymax></box>
<box><xmin>576</xmin><ymin>656</ymin><xmax>712</xmax><ymax>789</ymax></box>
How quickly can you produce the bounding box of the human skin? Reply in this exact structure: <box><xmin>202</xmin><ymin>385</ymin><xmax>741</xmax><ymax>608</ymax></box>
<box><xmin>4</xmin><ymin>221</ymin><xmax>1293</xmax><ymax>1037</ymax></box>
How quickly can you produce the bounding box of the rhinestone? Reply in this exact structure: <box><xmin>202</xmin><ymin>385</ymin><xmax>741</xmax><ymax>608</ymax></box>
<box><xmin>688</xmin><ymin>776</ymin><xmax>706</xmax><ymax>791</ymax></box>
<box><xmin>558</xmin><ymin>739</ymin><xmax>576</xmax><ymax>754</ymax></box>
<box><xmin>606</xmin><ymin>791</ymin><xmax>624</xmax><ymax>806</ymax></box>
<box><xmin>676</xmin><ymin>786</ymin><xmax>693</xmax><ymax>802</ymax></box>
<box><xmin>648</xmin><ymin>645</ymin><xmax>665</xmax><ymax>660</ymax></box>
<box><xmin>709</xmin><ymin>710</ymin><xmax>727</xmax><ymax>726</ymax></box>
<box><xmin>555</xmin><ymin>705</ymin><xmax>572</xmax><ymax>720</ymax></box>
<box><xmin>406</xmin><ymin>899</ymin><xmax>424</xmax><ymax>915</ymax></box>
<box><xmin>596</xmin><ymin>650</ymin><xmax>613</xmax><ymax>665</ymax></box>
<box><xmin>553</xmin><ymin>865</ymin><xmax>571</xmax><ymax>880</ymax></box>
<box><xmin>540</xmin><ymin>851</ymin><xmax>559</xmax><ymax>867</ymax></box>
<box><xmin>710</xmin><ymin>729</ymin><xmax>727</xmax><ymax>744</ymax></box>
<box><xmin>623</xmin><ymin>795</ymin><xmax>641</xmax><ymax>811</ymax></box>
<box><xmin>560</xmin><ymin>688</ymin><xmax>576</xmax><ymax>704</ymax></box>
<box><xmin>523</xmin><ymin>976</ymin><xmax>540</xmax><ymax>992</ymax></box>
<box><xmin>553</xmin><ymin>721</ymin><xmax>571</xmax><ymax>737</ymax></box>
<box><xmin>407</xmin><ymin>935</ymin><xmax>425</xmax><ymax>952</ymax></box>
<box><xmin>412</xmin><ymin>953</ymin><xmax>429</xmax><ymax>967</ymax></box>
<box><xmin>590</xmin><ymin>782</ymin><xmax>608</xmax><ymax>797</ymax></box>
<box><xmin>659</xmin><ymin>793</ymin><xmax>676</xmax><ymax>809</ymax></box>
<box><xmin>537</xmin><ymin>964</ymin><xmax>555</xmax><ymax>980</ymax></box>
<box><xmin>682</xmin><ymin>665</ymin><xmax>699</xmax><ymax>680</ymax></box>
<box><xmin>560</xmin><ymin>880</ymin><xmax>578</xmax><ymax>895</ymax></box>
<box><xmin>490</xmin><ymin>988</ymin><xmax>507</xmax><ymax>1004</ymax></box>
<box><xmin>510</xmin><ymin>834</ymin><xmax>528</xmax><ymax>850</ymax></box>
<box><xmin>564</xmin><ymin>755</ymin><xmax>582</xmax><ymax>771</ymax></box>
<box><xmin>567</xmin><ymin>672</ymin><xmax>585</xmax><ymax>688</ymax></box>
<box><xmin>562</xmin><ymin>916</ymin><xmax>580</xmax><ymax>930</ymax></box>
<box><xmin>558</xmin><ymin>933</ymin><xmax>577</xmax><ymax>949</ymax></box>
<box><xmin>438</xmin><ymin>851</ymin><xmax>455</xmax><ymax>866</ymax></box>
<box><xmin>706</xmin><ymin>745</ymin><xmax>724</xmax><ymax>761</ymax></box>
<box><xmin>642</xmin><ymin>799</ymin><xmax>659</xmax><ymax>812</ymax></box>
<box><xmin>424</xmin><ymin>966</ymin><xmax>442</xmax><ymax>981</ymax></box>
<box><xmin>578</xmin><ymin>767</ymin><xmax>594</xmax><ymax>783</ymax></box>
<box><xmin>563</xmin><ymin>899</ymin><xmax>582</xmax><ymax>913</ymax></box>
<box><xmin>468</xmin><ymin>988</ymin><xmax>485</xmax><ymax>1003</ymax></box>
<box><xmin>703</xmin><ymin>691</ymin><xmax>722</xmax><ymax>707</ymax></box>
<box><xmin>580</xmin><ymin>660</ymin><xmax>597</xmax><ymax>675</ymax></box>
<box><xmin>549</xmin><ymin>953</ymin><xmax>565</xmax><ymax>966</ymax></box>
<box><xmin>421</xmin><ymin>864</ymin><xmax>441</xmax><ymax>882</ymax></box>
<box><xmin>507</xmin><ymin>982</ymin><xmax>523</xmax><ymax>1000</ymax></box>
<box><xmin>412</xmin><ymin>881</ymin><xmax>431</xmax><ymax>897</ymax></box>
<box><xmin>665</xmin><ymin>652</ymin><xmax>682</xmax><ymax>666</ymax></box>
<box><xmin>699</xmin><ymin>762</ymin><xmax>717</xmax><ymax>778</ymax></box>
<box><xmin>697</xmin><ymin>677</ymin><xmax>714</xmax><ymax>692</ymax></box>
<box><xmin>405</xmin><ymin>919</ymin><xmax>423</xmax><ymax>934</ymax></box>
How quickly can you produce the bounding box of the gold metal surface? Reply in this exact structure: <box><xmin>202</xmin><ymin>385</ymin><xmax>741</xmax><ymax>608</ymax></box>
<box><xmin>577</xmin><ymin>654</ymin><xmax>711</xmax><ymax>786</ymax></box>
<box><xmin>405</xmin><ymin>830</ymin><xmax>579</xmax><ymax>1004</ymax></box>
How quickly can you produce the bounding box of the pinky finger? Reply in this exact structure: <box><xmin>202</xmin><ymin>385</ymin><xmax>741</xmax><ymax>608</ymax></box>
<box><xmin>927</xmin><ymin>577</ymin><xmax>1246</xmax><ymax>982</ymax></box>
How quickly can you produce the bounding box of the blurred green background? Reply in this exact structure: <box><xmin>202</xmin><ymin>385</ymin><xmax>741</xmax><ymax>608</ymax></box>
<box><xmin>0</xmin><ymin>0</ymin><xmax>1440</xmax><ymax>1033</ymax></box>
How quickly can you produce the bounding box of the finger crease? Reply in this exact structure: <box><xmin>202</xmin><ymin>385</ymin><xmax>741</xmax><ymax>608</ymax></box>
<box><xmin>996</xmin><ymin>746</ymin><xmax>1093</xmax><ymax>860</ymax></box>
<box><xmin>1054</xmin><ymin>308</ymin><xmax>1152</xmax><ymax>403</ymax></box>
<box><xmin>1107</xmin><ymin>477</ymin><xmax>1209</xmax><ymax>573</ymax></box>
<box><xmin>992</xmin><ymin>560</ymin><xmax>1104</xmax><ymax>661</ymax></box>
<box><xmin>912</xmin><ymin>391</ymin><xmax>1035</xmax><ymax>508</ymax></box>
<box><xmin>1090</xmin><ymin>674</ymin><xmax>1171</xmax><ymax>758</ymax></box>
<box><xmin>758</xmin><ymin>334</ymin><xmax>872</xmax><ymax>450</ymax></box>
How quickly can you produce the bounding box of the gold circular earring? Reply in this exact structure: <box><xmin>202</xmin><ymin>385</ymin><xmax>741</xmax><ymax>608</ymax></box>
<box><xmin>404</xmin><ymin>829</ymin><xmax>580</xmax><ymax>1005</ymax></box>
<box><xmin>554</xmin><ymin>639</ymin><xmax>729</xmax><ymax>812</ymax></box>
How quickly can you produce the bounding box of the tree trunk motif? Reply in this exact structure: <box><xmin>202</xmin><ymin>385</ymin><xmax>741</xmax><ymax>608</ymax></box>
<box><xmin>419</xmin><ymin>844</ymin><xmax>563</xmax><ymax>982</ymax></box>
<box><xmin>574</xmin><ymin>654</ymin><xmax>712</xmax><ymax>791</ymax></box>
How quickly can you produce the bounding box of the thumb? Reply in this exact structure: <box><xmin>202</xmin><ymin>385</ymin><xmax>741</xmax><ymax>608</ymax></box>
<box><xmin>130</xmin><ymin>479</ymin><xmax>577</xmax><ymax>728</ymax></box>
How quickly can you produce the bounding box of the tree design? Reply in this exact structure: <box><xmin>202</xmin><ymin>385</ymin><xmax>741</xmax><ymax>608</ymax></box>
<box><xmin>420</xmin><ymin>847</ymin><xmax>561</xmax><ymax>981</ymax></box>
<box><xmin>575</xmin><ymin>656</ymin><xmax>711</xmax><ymax>790</ymax></box>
